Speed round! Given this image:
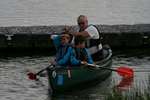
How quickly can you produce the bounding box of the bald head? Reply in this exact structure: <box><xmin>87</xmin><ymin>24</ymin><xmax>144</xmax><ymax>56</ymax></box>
<box><xmin>77</xmin><ymin>15</ymin><xmax>87</xmax><ymax>22</ymax></box>
<box><xmin>77</xmin><ymin>15</ymin><xmax>88</xmax><ymax>30</ymax></box>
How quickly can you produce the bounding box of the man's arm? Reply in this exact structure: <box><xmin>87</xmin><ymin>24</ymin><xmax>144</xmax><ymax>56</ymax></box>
<box><xmin>73</xmin><ymin>31</ymin><xmax>90</xmax><ymax>38</ymax></box>
<box><xmin>73</xmin><ymin>25</ymin><xmax>99</xmax><ymax>39</ymax></box>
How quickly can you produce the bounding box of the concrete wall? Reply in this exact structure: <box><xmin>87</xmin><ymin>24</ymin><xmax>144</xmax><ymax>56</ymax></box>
<box><xmin>0</xmin><ymin>24</ymin><xmax>150</xmax><ymax>50</ymax></box>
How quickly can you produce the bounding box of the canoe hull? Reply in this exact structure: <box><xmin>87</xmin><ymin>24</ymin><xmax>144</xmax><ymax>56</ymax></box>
<box><xmin>46</xmin><ymin>48</ymin><xmax>112</xmax><ymax>94</ymax></box>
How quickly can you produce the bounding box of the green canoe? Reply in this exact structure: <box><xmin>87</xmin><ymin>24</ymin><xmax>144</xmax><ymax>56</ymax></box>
<box><xmin>46</xmin><ymin>47</ymin><xmax>112</xmax><ymax>94</ymax></box>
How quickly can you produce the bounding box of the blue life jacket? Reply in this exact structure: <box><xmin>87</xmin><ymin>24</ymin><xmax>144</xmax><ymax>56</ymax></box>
<box><xmin>56</xmin><ymin>44</ymin><xmax>70</xmax><ymax>62</ymax></box>
<box><xmin>52</xmin><ymin>35</ymin><xmax>72</xmax><ymax>66</ymax></box>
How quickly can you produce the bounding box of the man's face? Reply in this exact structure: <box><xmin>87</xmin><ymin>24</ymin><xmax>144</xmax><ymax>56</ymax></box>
<box><xmin>78</xmin><ymin>17</ymin><xmax>88</xmax><ymax>30</ymax></box>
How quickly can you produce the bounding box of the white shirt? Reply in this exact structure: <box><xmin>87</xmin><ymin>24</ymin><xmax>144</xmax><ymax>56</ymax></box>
<box><xmin>85</xmin><ymin>25</ymin><xmax>99</xmax><ymax>39</ymax></box>
<box><xmin>72</xmin><ymin>25</ymin><xmax>100</xmax><ymax>46</ymax></box>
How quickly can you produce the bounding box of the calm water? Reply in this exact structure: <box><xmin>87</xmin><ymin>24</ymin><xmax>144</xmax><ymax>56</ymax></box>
<box><xmin>0</xmin><ymin>51</ymin><xmax>150</xmax><ymax>100</ymax></box>
<box><xmin>0</xmin><ymin>0</ymin><xmax>150</xmax><ymax>26</ymax></box>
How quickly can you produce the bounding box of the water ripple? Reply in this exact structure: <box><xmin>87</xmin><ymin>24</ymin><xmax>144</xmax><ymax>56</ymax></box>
<box><xmin>0</xmin><ymin>55</ymin><xmax>150</xmax><ymax>100</ymax></box>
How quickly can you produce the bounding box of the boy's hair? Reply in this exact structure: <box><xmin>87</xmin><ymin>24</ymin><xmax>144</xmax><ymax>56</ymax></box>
<box><xmin>74</xmin><ymin>35</ymin><xmax>86</xmax><ymax>45</ymax></box>
<box><xmin>61</xmin><ymin>27</ymin><xmax>73</xmax><ymax>43</ymax></box>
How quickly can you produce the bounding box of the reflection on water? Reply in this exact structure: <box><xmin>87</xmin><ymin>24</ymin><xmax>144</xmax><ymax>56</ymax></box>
<box><xmin>0</xmin><ymin>53</ymin><xmax>150</xmax><ymax>100</ymax></box>
<box><xmin>115</xmin><ymin>77</ymin><xmax>134</xmax><ymax>92</ymax></box>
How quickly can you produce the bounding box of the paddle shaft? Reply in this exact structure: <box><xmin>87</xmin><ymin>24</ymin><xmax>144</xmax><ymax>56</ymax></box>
<box><xmin>86</xmin><ymin>63</ymin><xmax>134</xmax><ymax>78</ymax></box>
<box><xmin>36</xmin><ymin>65</ymin><xmax>52</xmax><ymax>75</ymax></box>
<box><xmin>87</xmin><ymin>63</ymin><xmax>117</xmax><ymax>71</ymax></box>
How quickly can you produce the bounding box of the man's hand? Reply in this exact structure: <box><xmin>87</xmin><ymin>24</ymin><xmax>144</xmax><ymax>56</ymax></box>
<box><xmin>72</xmin><ymin>31</ymin><xmax>90</xmax><ymax>38</ymax></box>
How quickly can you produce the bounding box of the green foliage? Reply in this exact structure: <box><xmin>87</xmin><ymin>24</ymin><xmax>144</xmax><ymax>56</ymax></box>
<box><xmin>106</xmin><ymin>88</ymin><xmax>150</xmax><ymax>100</ymax></box>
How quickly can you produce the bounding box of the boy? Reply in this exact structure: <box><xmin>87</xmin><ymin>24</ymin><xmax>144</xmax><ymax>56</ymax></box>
<box><xmin>51</xmin><ymin>32</ymin><xmax>73</xmax><ymax>66</ymax></box>
<box><xmin>70</xmin><ymin>35</ymin><xmax>93</xmax><ymax>65</ymax></box>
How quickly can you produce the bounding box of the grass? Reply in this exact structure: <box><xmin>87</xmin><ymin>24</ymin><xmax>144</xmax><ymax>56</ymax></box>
<box><xmin>106</xmin><ymin>88</ymin><xmax>150</xmax><ymax>100</ymax></box>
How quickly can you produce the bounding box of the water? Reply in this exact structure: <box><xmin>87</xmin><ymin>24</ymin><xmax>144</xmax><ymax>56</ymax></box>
<box><xmin>0</xmin><ymin>51</ymin><xmax>150</xmax><ymax>100</ymax></box>
<box><xmin>0</xmin><ymin>56</ymin><xmax>51</xmax><ymax>100</ymax></box>
<box><xmin>0</xmin><ymin>0</ymin><xmax>150</xmax><ymax>26</ymax></box>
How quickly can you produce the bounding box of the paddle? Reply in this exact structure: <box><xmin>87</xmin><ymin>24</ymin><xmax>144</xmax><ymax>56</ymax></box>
<box><xmin>27</xmin><ymin>64</ymin><xmax>54</xmax><ymax>80</ymax></box>
<box><xmin>84</xmin><ymin>63</ymin><xmax>134</xmax><ymax>78</ymax></box>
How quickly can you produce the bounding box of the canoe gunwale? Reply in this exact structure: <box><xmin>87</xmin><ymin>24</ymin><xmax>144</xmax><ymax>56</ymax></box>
<box><xmin>49</xmin><ymin>48</ymin><xmax>112</xmax><ymax>71</ymax></box>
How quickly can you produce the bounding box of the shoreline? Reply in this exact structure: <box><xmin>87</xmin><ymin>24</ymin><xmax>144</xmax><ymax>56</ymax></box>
<box><xmin>0</xmin><ymin>24</ymin><xmax>150</xmax><ymax>52</ymax></box>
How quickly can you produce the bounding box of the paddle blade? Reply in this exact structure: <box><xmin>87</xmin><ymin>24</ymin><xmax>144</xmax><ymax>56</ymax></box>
<box><xmin>117</xmin><ymin>67</ymin><xmax>134</xmax><ymax>78</ymax></box>
<box><xmin>27</xmin><ymin>72</ymin><xmax>37</xmax><ymax>80</ymax></box>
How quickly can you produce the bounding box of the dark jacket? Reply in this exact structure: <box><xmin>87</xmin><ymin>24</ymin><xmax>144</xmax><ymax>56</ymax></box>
<box><xmin>70</xmin><ymin>48</ymin><xmax>93</xmax><ymax>65</ymax></box>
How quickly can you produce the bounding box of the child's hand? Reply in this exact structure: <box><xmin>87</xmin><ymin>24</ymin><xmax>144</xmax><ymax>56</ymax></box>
<box><xmin>81</xmin><ymin>61</ymin><xmax>88</xmax><ymax>65</ymax></box>
<box><xmin>49</xmin><ymin>59</ymin><xmax>56</xmax><ymax>65</ymax></box>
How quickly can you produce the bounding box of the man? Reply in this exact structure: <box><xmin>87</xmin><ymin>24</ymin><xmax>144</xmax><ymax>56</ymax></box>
<box><xmin>73</xmin><ymin>15</ymin><xmax>103</xmax><ymax>60</ymax></box>
<box><xmin>74</xmin><ymin>15</ymin><xmax>99</xmax><ymax>39</ymax></box>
